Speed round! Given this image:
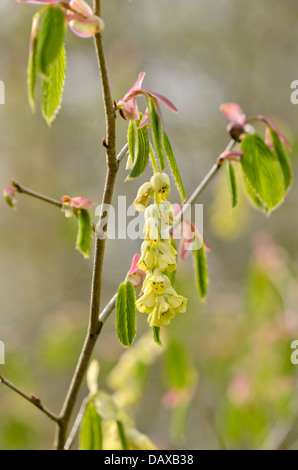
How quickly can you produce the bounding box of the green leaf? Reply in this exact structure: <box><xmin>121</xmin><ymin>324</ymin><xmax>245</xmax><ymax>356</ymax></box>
<box><xmin>27</xmin><ymin>13</ymin><xmax>40</xmax><ymax>113</ymax></box>
<box><xmin>127</xmin><ymin>117</ymin><xmax>150</xmax><ymax>179</ymax></box>
<box><xmin>79</xmin><ymin>402</ymin><xmax>103</xmax><ymax>451</ymax></box>
<box><xmin>152</xmin><ymin>326</ymin><xmax>162</xmax><ymax>347</ymax></box>
<box><xmin>37</xmin><ymin>6</ymin><xmax>66</xmax><ymax>77</ymax></box>
<box><xmin>41</xmin><ymin>43</ymin><xmax>66</xmax><ymax>126</ymax></box>
<box><xmin>148</xmin><ymin>98</ymin><xmax>165</xmax><ymax>170</ymax></box>
<box><xmin>243</xmin><ymin>173</ymin><xmax>267</xmax><ymax>212</ymax></box>
<box><xmin>163</xmin><ymin>132</ymin><xmax>186</xmax><ymax>203</ymax></box>
<box><xmin>116</xmin><ymin>420</ymin><xmax>129</xmax><ymax>450</ymax></box>
<box><xmin>127</xmin><ymin>120</ymin><xmax>138</xmax><ymax>167</ymax></box>
<box><xmin>227</xmin><ymin>162</ymin><xmax>238</xmax><ymax>208</ymax></box>
<box><xmin>76</xmin><ymin>209</ymin><xmax>92</xmax><ymax>259</ymax></box>
<box><xmin>270</xmin><ymin>129</ymin><xmax>293</xmax><ymax>191</ymax></box>
<box><xmin>193</xmin><ymin>238</ymin><xmax>209</xmax><ymax>301</ymax></box>
<box><xmin>165</xmin><ymin>341</ymin><xmax>190</xmax><ymax>390</ymax></box>
<box><xmin>241</xmin><ymin>134</ymin><xmax>285</xmax><ymax>213</ymax></box>
<box><xmin>116</xmin><ymin>281</ymin><xmax>137</xmax><ymax>347</ymax></box>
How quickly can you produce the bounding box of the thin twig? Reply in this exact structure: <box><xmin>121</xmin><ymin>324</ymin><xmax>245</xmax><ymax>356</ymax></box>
<box><xmin>0</xmin><ymin>374</ymin><xmax>59</xmax><ymax>423</ymax></box>
<box><xmin>98</xmin><ymin>293</ymin><xmax>117</xmax><ymax>324</ymax></box>
<box><xmin>64</xmin><ymin>398</ymin><xmax>88</xmax><ymax>450</ymax></box>
<box><xmin>117</xmin><ymin>143</ymin><xmax>129</xmax><ymax>163</ymax></box>
<box><xmin>12</xmin><ymin>181</ymin><xmax>63</xmax><ymax>208</ymax></box>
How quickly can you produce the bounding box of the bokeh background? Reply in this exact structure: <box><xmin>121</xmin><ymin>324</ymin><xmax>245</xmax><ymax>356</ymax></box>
<box><xmin>1</xmin><ymin>0</ymin><xmax>298</xmax><ymax>450</ymax></box>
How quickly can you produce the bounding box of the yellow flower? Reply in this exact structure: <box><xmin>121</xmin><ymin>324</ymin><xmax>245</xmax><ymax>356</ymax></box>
<box><xmin>150</xmin><ymin>173</ymin><xmax>170</xmax><ymax>202</ymax></box>
<box><xmin>143</xmin><ymin>216</ymin><xmax>159</xmax><ymax>240</ymax></box>
<box><xmin>165</xmin><ymin>287</ymin><xmax>187</xmax><ymax>313</ymax></box>
<box><xmin>159</xmin><ymin>201</ymin><xmax>175</xmax><ymax>227</ymax></box>
<box><xmin>136</xmin><ymin>281</ymin><xmax>187</xmax><ymax>327</ymax></box>
<box><xmin>142</xmin><ymin>270</ymin><xmax>170</xmax><ymax>295</ymax></box>
<box><xmin>137</xmin><ymin>241</ymin><xmax>157</xmax><ymax>271</ymax></box>
<box><xmin>138</xmin><ymin>240</ymin><xmax>177</xmax><ymax>273</ymax></box>
<box><xmin>136</xmin><ymin>290</ymin><xmax>156</xmax><ymax>313</ymax></box>
<box><xmin>147</xmin><ymin>298</ymin><xmax>175</xmax><ymax>327</ymax></box>
<box><xmin>133</xmin><ymin>182</ymin><xmax>154</xmax><ymax>211</ymax></box>
<box><xmin>157</xmin><ymin>241</ymin><xmax>177</xmax><ymax>272</ymax></box>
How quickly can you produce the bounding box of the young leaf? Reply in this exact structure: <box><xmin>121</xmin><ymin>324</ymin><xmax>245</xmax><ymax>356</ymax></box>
<box><xmin>117</xmin><ymin>420</ymin><xmax>129</xmax><ymax>451</ymax></box>
<box><xmin>41</xmin><ymin>44</ymin><xmax>66</xmax><ymax>126</ymax></box>
<box><xmin>193</xmin><ymin>237</ymin><xmax>209</xmax><ymax>301</ymax></box>
<box><xmin>116</xmin><ymin>281</ymin><xmax>137</xmax><ymax>347</ymax></box>
<box><xmin>37</xmin><ymin>6</ymin><xmax>66</xmax><ymax>77</ymax></box>
<box><xmin>127</xmin><ymin>117</ymin><xmax>150</xmax><ymax>179</ymax></box>
<box><xmin>227</xmin><ymin>162</ymin><xmax>237</xmax><ymax>208</ymax></box>
<box><xmin>243</xmin><ymin>173</ymin><xmax>267</xmax><ymax>212</ymax></box>
<box><xmin>148</xmin><ymin>98</ymin><xmax>166</xmax><ymax>171</ymax></box>
<box><xmin>76</xmin><ymin>209</ymin><xmax>92</xmax><ymax>259</ymax></box>
<box><xmin>163</xmin><ymin>132</ymin><xmax>186</xmax><ymax>203</ymax></box>
<box><xmin>270</xmin><ymin>129</ymin><xmax>293</xmax><ymax>191</ymax></box>
<box><xmin>27</xmin><ymin>13</ymin><xmax>40</xmax><ymax>112</ymax></box>
<box><xmin>152</xmin><ymin>326</ymin><xmax>162</xmax><ymax>347</ymax></box>
<box><xmin>79</xmin><ymin>402</ymin><xmax>103</xmax><ymax>451</ymax></box>
<box><xmin>240</xmin><ymin>134</ymin><xmax>285</xmax><ymax>213</ymax></box>
<box><xmin>127</xmin><ymin>120</ymin><xmax>138</xmax><ymax>167</ymax></box>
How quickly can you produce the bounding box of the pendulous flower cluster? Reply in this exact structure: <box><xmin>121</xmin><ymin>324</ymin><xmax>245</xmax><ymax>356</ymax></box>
<box><xmin>133</xmin><ymin>172</ymin><xmax>187</xmax><ymax>328</ymax></box>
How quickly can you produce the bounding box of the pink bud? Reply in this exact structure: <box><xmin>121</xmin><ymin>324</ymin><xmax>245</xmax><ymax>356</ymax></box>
<box><xmin>65</xmin><ymin>0</ymin><xmax>105</xmax><ymax>38</ymax></box>
<box><xmin>17</xmin><ymin>0</ymin><xmax>60</xmax><ymax>4</ymax></box>
<box><xmin>117</xmin><ymin>72</ymin><xmax>178</xmax><ymax>121</ymax></box>
<box><xmin>66</xmin><ymin>13</ymin><xmax>105</xmax><ymax>38</ymax></box>
<box><xmin>127</xmin><ymin>254</ymin><xmax>146</xmax><ymax>288</ymax></box>
<box><xmin>228</xmin><ymin>375</ymin><xmax>253</xmax><ymax>406</ymax></box>
<box><xmin>69</xmin><ymin>0</ymin><xmax>93</xmax><ymax>17</ymax></box>
<box><xmin>68</xmin><ymin>196</ymin><xmax>94</xmax><ymax>210</ymax></box>
<box><xmin>3</xmin><ymin>187</ymin><xmax>17</xmax><ymax>209</ymax></box>
<box><xmin>220</xmin><ymin>103</ymin><xmax>246</xmax><ymax>126</ymax></box>
<box><xmin>247</xmin><ymin>115</ymin><xmax>292</xmax><ymax>150</ymax></box>
<box><xmin>217</xmin><ymin>150</ymin><xmax>244</xmax><ymax>164</ymax></box>
<box><xmin>162</xmin><ymin>390</ymin><xmax>182</xmax><ymax>409</ymax></box>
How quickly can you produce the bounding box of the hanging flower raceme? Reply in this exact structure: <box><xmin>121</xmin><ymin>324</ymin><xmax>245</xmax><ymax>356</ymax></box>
<box><xmin>18</xmin><ymin>0</ymin><xmax>105</xmax><ymax>38</ymax></box>
<box><xmin>133</xmin><ymin>173</ymin><xmax>187</xmax><ymax>328</ymax></box>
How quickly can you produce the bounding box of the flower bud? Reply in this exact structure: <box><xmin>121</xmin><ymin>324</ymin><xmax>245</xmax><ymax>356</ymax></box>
<box><xmin>3</xmin><ymin>187</ymin><xmax>17</xmax><ymax>209</ymax></box>
<box><xmin>150</xmin><ymin>173</ymin><xmax>170</xmax><ymax>201</ymax></box>
<box><xmin>227</xmin><ymin>121</ymin><xmax>246</xmax><ymax>142</ymax></box>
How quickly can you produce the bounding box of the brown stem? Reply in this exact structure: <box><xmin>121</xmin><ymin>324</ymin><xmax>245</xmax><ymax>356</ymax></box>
<box><xmin>0</xmin><ymin>374</ymin><xmax>59</xmax><ymax>423</ymax></box>
<box><xmin>53</xmin><ymin>0</ymin><xmax>118</xmax><ymax>450</ymax></box>
<box><xmin>12</xmin><ymin>181</ymin><xmax>63</xmax><ymax>208</ymax></box>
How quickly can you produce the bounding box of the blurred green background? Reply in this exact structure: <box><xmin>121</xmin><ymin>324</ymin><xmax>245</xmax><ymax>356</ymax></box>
<box><xmin>1</xmin><ymin>0</ymin><xmax>298</xmax><ymax>450</ymax></box>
